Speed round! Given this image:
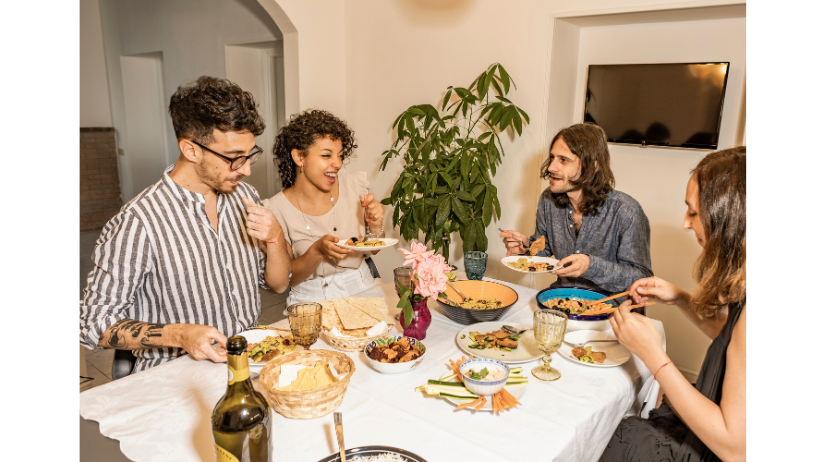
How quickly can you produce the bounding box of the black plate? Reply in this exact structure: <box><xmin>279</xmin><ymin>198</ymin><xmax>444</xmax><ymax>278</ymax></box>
<box><xmin>317</xmin><ymin>445</ymin><xmax>427</xmax><ymax>462</ymax></box>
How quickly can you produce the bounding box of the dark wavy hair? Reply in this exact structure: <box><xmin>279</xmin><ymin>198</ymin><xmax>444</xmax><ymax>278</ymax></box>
<box><xmin>272</xmin><ymin>109</ymin><xmax>357</xmax><ymax>189</ymax></box>
<box><xmin>168</xmin><ymin>76</ymin><xmax>265</xmax><ymax>144</ymax></box>
<box><xmin>691</xmin><ymin>146</ymin><xmax>746</xmax><ymax>319</ymax></box>
<box><xmin>540</xmin><ymin>123</ymin><xmax>615</xmax><ymax>215</ymax></box>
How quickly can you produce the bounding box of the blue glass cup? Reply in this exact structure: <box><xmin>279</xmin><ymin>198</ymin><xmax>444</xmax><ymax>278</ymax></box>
<box><xmin>464</xmin><ymin>251</ymin><xmax>488</xmax><ymax>280</ymax></box>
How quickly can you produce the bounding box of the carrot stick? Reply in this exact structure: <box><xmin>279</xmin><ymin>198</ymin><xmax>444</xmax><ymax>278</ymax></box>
<box><xmin>497</xmin><ymin>393</ymin><xmax>505</xmax><ymax>413</ymax></box>
<box><xmin>457</xmin><ymin>397</ymin><xmax>482</xmax><ymax>409</ymax></box>
<box><xmin>500</xmin><ymin>387</ymin><xmax>521</xmax><ymax>407</ymax></box>
<box><xmin>492</xmin><ymin>393</ymin><xmax>499</xmax><ymax>413</ymax></box>
<box><xmin>474</xmin><ymin>396</ymin><xmax>486</xmax><ymax>411</ymax></box>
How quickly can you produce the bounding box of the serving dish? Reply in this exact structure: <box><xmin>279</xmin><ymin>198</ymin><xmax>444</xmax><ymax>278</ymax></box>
<box><xmin>436</xmin><ymin>280</ymin><xmax>518</xmax><ymax>325</ymax></box>
<box><xmin>454</xmin><ymin>322</ymin><xmax>541</xmax><ymax>364</ymax></box>
<box><xmin>557</xmin><ymin>330</ymin><xmax>631</xmax><ymax>367</ymax></box>
<box><xmin>317</xmin><ymin>446</ymin><xmax>427</xmax><ymax>462</ymax></box>
<box><xmin>536</xmin><ymin>287</ymin><xmax>625</xmax><ymax>331</ymax></box>
<box><xmin>458</xmin><ymin>357</ymin><xmax>510</xmax><ymax>396</ymax></box>
<box><xmin>363</xmin><ymin>336</ymin><xmax>426</xmax><ymax>374</ymax></box>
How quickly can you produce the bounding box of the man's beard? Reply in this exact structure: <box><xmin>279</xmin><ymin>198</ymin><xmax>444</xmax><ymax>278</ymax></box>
<box><xmin>197</xmin><ymin>162</ymin><xmax>243</xmax><ymax>194</ymax></box>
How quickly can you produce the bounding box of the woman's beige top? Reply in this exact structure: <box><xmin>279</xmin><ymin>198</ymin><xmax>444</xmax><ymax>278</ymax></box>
<box><xmin>263</xmin><ymin>171</ymin><xmax>369</xmax><ymax>281</ymax></box>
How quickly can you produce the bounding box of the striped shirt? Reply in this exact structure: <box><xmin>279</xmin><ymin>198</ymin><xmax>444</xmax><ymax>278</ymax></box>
<box><xmin>80</xmin><ymin>165</ymin><xmax>269</xmax><ymax>373</ymax></box>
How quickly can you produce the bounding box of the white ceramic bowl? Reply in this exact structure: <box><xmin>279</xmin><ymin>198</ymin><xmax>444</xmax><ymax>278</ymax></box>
<box><xmin>458</xmin><ymin>358</ymin><xmax>510</xmax><ymax>396</ymax></box>
<box><xmin>363</xmin><ymin>336</ymin><xmax>426</xmax><ymax>374</ymax></box>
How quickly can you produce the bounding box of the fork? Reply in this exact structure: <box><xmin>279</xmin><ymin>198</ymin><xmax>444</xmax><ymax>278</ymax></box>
<box><xmin>334</xmin><ymin>412</ymin><xmax>347</xmax><ymax>462</ymax></box>
<box><xmin>563</xmin><ymin>339</ymin><xmax>620</xmax><ymax>348</ymax></box>
<box><xmin>498</xmin><ymin>228</ymin><xmax>528</xmax><ymax>250</ymax></box>
<box><xmin>501</xmin><ymin>325</ymin><xmax>529</xmax><ymax>336</ymax></box>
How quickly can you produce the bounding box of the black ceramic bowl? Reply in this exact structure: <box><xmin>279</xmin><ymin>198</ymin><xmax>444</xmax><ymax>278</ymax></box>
<box><xmin>318</xmin><ymin>446</ymin><xmax>427</xmax><ymax>462</ymax></box>
<box><xmin>436</xmin><ymin>280</ymin><xmax>518</xmax><ymax>325</ymax></box>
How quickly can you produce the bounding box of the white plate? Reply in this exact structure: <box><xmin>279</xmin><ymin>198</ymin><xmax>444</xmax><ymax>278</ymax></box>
<box><xmin>440</xmin><ymin>371</ymin><xmax>526</xmax><ymax>411</ymax></box>
<box><xmin>557</xmin><ymin>330</ymin><xmax>631</xmax><ymax>367</ymax></box>
<box><xmin>454</xmin><ymin>322</ymin><xmax>542</xmax><ymax>364</ymax></box>
<box><xmin>336</xmin><ymin>237</ymin><xmax>399</xmax><ymax>251</ymax></box>
<box><xmin>238</xmin><ymin>329</ymin><xmax>304</xmax><ymax>369</ymax></box>
<box><xmin>501</xmin><ymin>255</ymin><xmax>560</xmax><ymax>273</ymax></box>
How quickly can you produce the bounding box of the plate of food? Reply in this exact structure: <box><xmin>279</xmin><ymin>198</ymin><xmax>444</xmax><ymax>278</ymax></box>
<box><xmin>454</xmin><ymin>322</ymin><xmax>542</xmax><ymax>364</ymax></box>
<box><xmin>557</xmin><ymin>330</ymin><xmax>631</xmax><ymax>367</ymax></box>
<box><xmin>501</xmin><ymin>255</ymin><xmax>560</xmax><ymax>273</ymax></box>
<box><xmin>238</xmin><ymin>329</ymin><xmax>304</xmax><ymax>368</ymax></box>
<box><xmin>317</xmin><ymin>446</ymin><xmax>428</xmax><ymax>462</ymax></box>
<box><xmin>415</xmin><ymin>357</ymin><xmax>527</xmax><ymax>413</ymax></box>
<box><xmin>336</xmin><ymin>237</ymin><xmax>399</xmax><ymax>251</ymax></box>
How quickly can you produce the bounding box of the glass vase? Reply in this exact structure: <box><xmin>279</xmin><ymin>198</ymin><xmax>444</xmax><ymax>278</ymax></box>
<box><xmin>399</xmin><ymin>297</ymin><xmax>432</xmax><ymax>340</ymax></box>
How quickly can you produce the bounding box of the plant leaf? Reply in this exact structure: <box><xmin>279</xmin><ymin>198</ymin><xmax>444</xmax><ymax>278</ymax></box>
<box><xmin>451</xmin><ymin>196</ymin><xmax>468</xmax><ymax>223</ymax></box>
<box><xmin>498</xmin><ymin>64</ymin><xmax>511</xmax><ymax>93</ymax></box>
<box><xmin>516</xmin><ymin>105</ymin><xmax>530</xmax><ymax>124</ymax></box>
<box><xmin>440</xmin><ymin>171</ymin><xmax>453</xmax><ymax>188</ymax></box>
<box><xmin>455</xmin><ymin>191</ymin><xmax>476</xmax><ymax>202</ymax></box>
<box><xmin>436</xmin><ymin>196</ymin><xmax>452</xmax><ymax>227</ymax></box>
<box><xmin>513</xmin><ymin>111</ymin><xmax>523</xmax><ymax>136</ymax></box>
<box><xmin>397</xmin><ymin>290</ymin><xmax>413</xmax><ymax>328</ymax></box>
<box><xmin>482</xmin><ymin>191</ymin><xmax>493</xmax><ymax>227</ymax></box>
<box><xmin>442</xmin><ymin>89</ymin><xmax>453</xmax><ymax>112</ymax></box>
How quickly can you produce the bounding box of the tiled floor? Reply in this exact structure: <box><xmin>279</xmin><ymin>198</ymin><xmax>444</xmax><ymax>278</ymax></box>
<box><xmin>80</xmin><ymin>229</ymin><xmax>290</xmax><ymax>392</ymax></box>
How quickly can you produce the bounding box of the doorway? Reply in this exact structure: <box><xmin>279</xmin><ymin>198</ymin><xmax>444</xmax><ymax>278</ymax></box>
<box><xmin>119</xmin><ymin>53</ymin><xmax>170</xmax><ymax>197</ymax></box>
<box><xmin>226</xmin><ymin>41</ymin><xmax>286</xmax><ymax>201</ymax></box>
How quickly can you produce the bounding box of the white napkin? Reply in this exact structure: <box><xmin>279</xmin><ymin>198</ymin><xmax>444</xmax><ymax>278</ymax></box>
<box><xmin>277</xmin><ymin>363</ymin><xmax>345</xmax><ymax>388</ymax></box>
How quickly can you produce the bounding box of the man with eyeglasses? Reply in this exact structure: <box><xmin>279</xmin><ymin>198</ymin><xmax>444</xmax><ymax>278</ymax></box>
<box><xmin>80</xmin><ymin>76</ymin><xmax>292</xmax><ymax>373</ymax></box>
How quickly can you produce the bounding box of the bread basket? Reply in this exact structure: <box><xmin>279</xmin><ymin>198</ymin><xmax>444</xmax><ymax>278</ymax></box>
<box><xmin>322</xmin><ymin>326</ymin><xmax>390</xmax><ymax>352</ymax></box>
<box><xmin>257</xmin><ymin>349</ymin><xmax>355</xmax><ymax>420</ymax></box>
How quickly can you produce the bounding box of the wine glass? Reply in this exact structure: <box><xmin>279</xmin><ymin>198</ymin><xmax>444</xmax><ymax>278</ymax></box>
<box><xmin>532</xmin><ymin>309</ymin><xmax>568</xmax><ymax>381</ymax></box>
<box><xmin>286</xmin><ymin>303</ymin><xmax>323</xmax><ymax>350</ymax></box>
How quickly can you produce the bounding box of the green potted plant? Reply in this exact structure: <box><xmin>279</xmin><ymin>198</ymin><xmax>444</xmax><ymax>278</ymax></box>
<box><xmin>379</xmin><ymin>63</ymin><xmax>529</xmax><ymax>261</ymax></box>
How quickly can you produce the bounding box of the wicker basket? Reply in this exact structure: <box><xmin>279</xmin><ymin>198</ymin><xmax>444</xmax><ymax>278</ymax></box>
<box><xmin>257</xmin><ymin>350</ymin><xmax>355</xmax><ymax>420</ymax></box>
<box><xmin>322</xmin><ymin>327</ymin><xmax>390</xmax><ymax>352</ymax></box>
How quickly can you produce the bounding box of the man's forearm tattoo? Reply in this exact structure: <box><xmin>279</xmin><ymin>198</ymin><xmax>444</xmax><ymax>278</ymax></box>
<box><xmin>104</xmin><ymin>319</ymin><xmax>166</xmax><ymax>349</ymax></box>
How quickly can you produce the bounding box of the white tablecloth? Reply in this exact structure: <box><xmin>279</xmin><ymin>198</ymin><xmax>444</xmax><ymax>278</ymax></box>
<box><xmin>80</xmin><ymin>278</ymin><xmax>665</xmax><ymax>462</ymax></box>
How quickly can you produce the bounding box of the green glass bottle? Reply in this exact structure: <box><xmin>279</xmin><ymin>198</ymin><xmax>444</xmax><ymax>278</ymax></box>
<box><xmin>212</xmin><ymin>336</ymin><xmax>271</xmax><ymax>462</ymax></box>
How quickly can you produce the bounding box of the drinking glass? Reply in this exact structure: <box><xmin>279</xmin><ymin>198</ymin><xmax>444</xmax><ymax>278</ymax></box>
<box><xmin>532</xmin><ymin>309</ymin><xmax>568</xmax><ymax>381</ymax></box>
<box><xmin>464</xmin><ymin>251</ymin><xmax>488</xmax><ymax>280</ymax></box>
<box><xmin>393</xmin><ymin>266</ymin><xmax>414</xmax><ymax>297</ymax></box>
<box><xmin>286</xmin><ymin>303</ymin><xmax>323</xmax><ymax>350</ymax></box>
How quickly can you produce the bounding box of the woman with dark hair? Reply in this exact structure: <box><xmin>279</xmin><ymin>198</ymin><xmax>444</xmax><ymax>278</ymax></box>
<box><xmin>600</xmin><ymin>147</ymin><xmax>746</xmax><ymax>461</ymax></box>
<box><xmin>262</xmin><ymin>109</ymin><xmax>386</xmax><ymax>306</ymax></box>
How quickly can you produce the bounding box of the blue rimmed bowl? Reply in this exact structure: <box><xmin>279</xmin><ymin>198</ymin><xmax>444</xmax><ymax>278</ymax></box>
<box><xmin>458</xmin><ymin>357</ymin><xmax>510</xmax><ymax>396</ymax></box>
<box><xmin>364</xmin><ymin>336</ymin><xmax>426</xmax><ymax>374</ymax></box>
<box><xmin>536</xmin><ymin>287</ymin><xmax>624</xmax><ymax>331</ymax></box>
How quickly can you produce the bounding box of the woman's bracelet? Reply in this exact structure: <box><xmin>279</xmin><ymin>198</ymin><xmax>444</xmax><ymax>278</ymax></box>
<box><xmin>653</xmin><ymin>360</ymin><xmax>672</xmax><ymax>378</ymax></box>
<box><xmin>266</xmin><ymin>230</ymin><xmax>283</xmax><ymax>244</ymax></box>
<box><xmin>653</xmin><ymin>361</ymin><xmax>672</xmax><ymax>380</ymax></box>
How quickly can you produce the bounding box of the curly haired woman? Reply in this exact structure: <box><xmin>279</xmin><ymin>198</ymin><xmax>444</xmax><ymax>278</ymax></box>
<box><xmin>600</xmin><ymin>147</ymin><xmax>746</xmax><ymax>461</ymax></box>
<box><xmin>262</xmin><ymin>110</ymin><xmax>386</xmax><ymax>306</ymax></box>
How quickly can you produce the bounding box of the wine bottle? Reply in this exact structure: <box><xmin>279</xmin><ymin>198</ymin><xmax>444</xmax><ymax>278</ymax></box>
<box><xmin>212</xmin><ymin>336</ymin><xmax>272</xmax><ymax>462</ymax></box>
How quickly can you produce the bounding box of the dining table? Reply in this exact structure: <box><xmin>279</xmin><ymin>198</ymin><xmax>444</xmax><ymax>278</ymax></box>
<box><xmin>80</xmin><ymin>274</ymin><xmax>665</xmax><ymax>462</ymax></box>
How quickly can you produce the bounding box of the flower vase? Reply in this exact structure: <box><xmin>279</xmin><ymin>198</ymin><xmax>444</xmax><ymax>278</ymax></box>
<box><xmin>399</xmin><ymin>298</ymin><xmax>432</xmax><ymax>340</ymax></box>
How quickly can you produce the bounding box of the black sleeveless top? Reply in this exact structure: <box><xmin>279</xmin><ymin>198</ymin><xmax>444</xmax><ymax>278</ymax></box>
<box><xmin>599</xmin><ymin>301</ymin><xmax>745</xmax><ymax>462</ymax></box>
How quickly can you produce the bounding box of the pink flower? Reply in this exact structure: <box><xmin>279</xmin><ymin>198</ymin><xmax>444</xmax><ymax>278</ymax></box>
<box><xmin>398</xmin><ymin>241</ymin><xmax>434</xmax><ymax>271</ymax></box>
<box><xmin>413</xmin><ymin>254</ymin><xmax>450</xmax><ymax>298</ymax></box>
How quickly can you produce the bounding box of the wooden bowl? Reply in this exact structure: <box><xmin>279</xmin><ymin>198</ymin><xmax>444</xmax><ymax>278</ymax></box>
<box><xmin>436</xmin><ymin>280</ymin><xmax>518</xmax><ymax>325</ymax></box>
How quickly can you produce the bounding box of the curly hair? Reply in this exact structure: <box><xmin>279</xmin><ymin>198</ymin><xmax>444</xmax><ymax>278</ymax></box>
<box><xmin>272</xmin><ymin>109</ymin><xmax>357</xmax><ymax>189</ymax></box>
<box><xmin>168</xmin><ymin>76</ymin><xmax>265</xmax><ymax>144</ymax></box>
<box><xmin>690</xmin><ymin>146</ymin><xmax>746</xmax><ymax>319</ymax></box>
<box><xmin>540</xmin><ymin>123</ymin><xmax>615</xmax><ymax>215</ymax></box>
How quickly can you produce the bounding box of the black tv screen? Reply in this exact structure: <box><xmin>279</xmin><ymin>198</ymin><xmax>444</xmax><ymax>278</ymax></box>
<box><xmin>583</xmin><ymin>63</ymin><xmax>729</xmax><ymax>149</ymax></box>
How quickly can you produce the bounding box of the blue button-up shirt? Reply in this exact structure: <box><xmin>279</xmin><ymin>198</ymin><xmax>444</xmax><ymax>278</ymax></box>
<box><xmin>529</xmin><ymin>189</ymin><xmax>653</xmax><ymax>294</ymax></box>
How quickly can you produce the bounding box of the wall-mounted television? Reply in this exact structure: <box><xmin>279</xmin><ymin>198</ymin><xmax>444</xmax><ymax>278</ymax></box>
<box><xmin>583</xmin><ymin>63</ymin><xmax>730</xmax><ymax>150</ymax></box>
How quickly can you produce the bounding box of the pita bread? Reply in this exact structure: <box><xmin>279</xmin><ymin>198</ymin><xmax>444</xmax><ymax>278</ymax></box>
<box><xmin>346</xmin><ymin>297</ymin><xmax>391</xmax><ymax>324</ymax></box>
<box><xmin>530</xmin><ymin>235</ymin><xmax>546</xmax><ymax>256</ymax></box>
<box><xmin>334</xmin><ymin>298</ymin><xmax>380</xmax><ymax>330</ymax></box>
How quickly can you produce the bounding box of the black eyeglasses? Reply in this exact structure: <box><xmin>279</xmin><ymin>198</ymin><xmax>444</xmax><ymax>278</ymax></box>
<box><xmin>190</xmin><ymin>140</ymin><xmax>263</xmax><ymax>171</ymax></box>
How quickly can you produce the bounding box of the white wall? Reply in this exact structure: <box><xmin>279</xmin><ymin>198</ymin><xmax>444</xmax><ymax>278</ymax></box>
<box><xmin>80</xmin><ymin>0</ymin><xmax>112</xmax><ymax>127</ymax></box>
<box><xmin>264</xmin><ymin>0</ymin><xmax>745</xmax><ymax>379</ymax></box>
<box><xmin>98</xmin><ymin>0</ymin><xmax>283</xmax><ymax>201</ymax></box>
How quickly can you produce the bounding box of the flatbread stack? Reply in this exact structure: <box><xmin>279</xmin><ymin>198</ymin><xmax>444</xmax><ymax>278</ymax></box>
<box><xmin>319</xmin><ymin>297</ymin><xmax>393</xmax><ymax>338</ymax></box>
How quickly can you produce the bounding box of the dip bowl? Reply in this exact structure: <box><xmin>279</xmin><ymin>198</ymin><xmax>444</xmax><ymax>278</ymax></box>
<box><xmin>458</xmin><ymin>357</ymin><xmax>510</xmax><ymax>396</ymax></box>
<box><xmin>363</xmin><ymin>336</ymin><xmax>426</xmax><ymax>374</ymax></box>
